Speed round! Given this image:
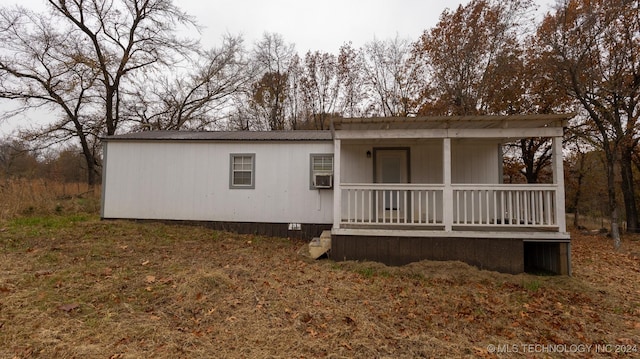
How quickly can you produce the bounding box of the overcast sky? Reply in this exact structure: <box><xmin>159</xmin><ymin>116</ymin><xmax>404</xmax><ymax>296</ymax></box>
<box><xmin>1</xmin><ymin>0</ymin><xmax>553</xmax><ymax>135</ymax></box>
<box><xmin>179</xmin><ymin>0</ymin><xmax>473</xmax><ymax>53</ymax></box>
<box><xmin>6</xmin><ymin>0</ymin><xmax>486</xmax><ymax>53</ymax></box>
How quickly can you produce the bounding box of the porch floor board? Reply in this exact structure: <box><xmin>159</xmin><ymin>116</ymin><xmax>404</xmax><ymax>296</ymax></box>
<box><xmin>333</xmin><ymin>226</ymin><xmax>570</xmax><ymax>240</ymax></box>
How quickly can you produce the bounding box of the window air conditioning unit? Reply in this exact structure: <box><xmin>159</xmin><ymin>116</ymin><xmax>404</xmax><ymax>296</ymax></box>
<box><xmin>313</xmin><ymin>173</ymin><xmax>333</xmax><ymax>189</ymax></box>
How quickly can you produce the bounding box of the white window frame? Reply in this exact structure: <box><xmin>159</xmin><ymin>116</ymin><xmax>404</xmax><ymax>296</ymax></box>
<box><xmin>230</xmin><ymin>153</ymin><xmax>255</xmax><ymax>189</ymax></box>
<box><xmin>310</xmin><ymin>153</ymin><xmax>334</xmax><ymax>189</ymax></box>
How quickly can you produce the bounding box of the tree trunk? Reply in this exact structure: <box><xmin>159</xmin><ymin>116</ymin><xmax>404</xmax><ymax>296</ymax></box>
<box><xmin>85</xmin><ymin>158</ymin><xmax>96</xmax><ymax>188</ymax></box>
<box><xmin>572</xmin><ymin>153</ymin><xmax>585</xmax><ymax>228</ymax></box>
<box><xmin>619</xmin><ymin>146</ymin><xmax>639</xmax><ymax>232</ymax></box>
<box><xmin>605</xmin><ymin>150</ymin><xmax>622</xmax><ymax>249</ymax></box>
<box><xmin>75</xmin><ymin>127</ymin><xmax>98</xmax><ymax>188</ymax></box>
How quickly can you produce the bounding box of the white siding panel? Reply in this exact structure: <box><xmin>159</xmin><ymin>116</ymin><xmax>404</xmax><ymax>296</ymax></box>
<box><xmin>411</xmin><ymin>141</ymin><xmax>443</xmax><ymax>183</ymax></box>
<box><xmin>103</xmin><ymin>141</ymin><xmax>334</xmax><ymax>224</ymax></box>
<box><xmin>340</xmin><ymin>144</ymin><xmax>372</xmax><ymax>183</ymax></box>
<box><xmin>451</xmin><ymin>140</ymin><xmax>500</xmax><ymax>184</ymax></box>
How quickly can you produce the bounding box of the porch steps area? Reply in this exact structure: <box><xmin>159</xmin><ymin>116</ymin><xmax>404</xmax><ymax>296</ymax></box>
<box><xmin>301</xmin><ymin>230</ymin><xmax>332</xmax><ymax>259</ymax></box>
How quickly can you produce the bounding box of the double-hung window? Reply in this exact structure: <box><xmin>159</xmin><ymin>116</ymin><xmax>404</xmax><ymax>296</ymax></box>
<box><xmin>230</xmin><ymin>154</ymin><xmax>255</xmax><ymax>189</ymax></box>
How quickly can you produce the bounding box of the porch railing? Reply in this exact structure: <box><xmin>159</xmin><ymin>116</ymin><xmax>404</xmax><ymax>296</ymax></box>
<box><xmin>340</xmin><ymin>183</ymin><xmax>559</xmax><ymax>229</ymax></box>
<box><xmin>452</xmin><ymin>184</ymin><xmax>557</xmax><ymax>227</ymax></box>
<box><xmin>341</xmin><ymin>183</ymin><xmax>443</xmax><ymax>226</ymax></box>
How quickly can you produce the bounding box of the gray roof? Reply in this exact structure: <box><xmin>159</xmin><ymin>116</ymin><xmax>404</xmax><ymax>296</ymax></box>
<box><xmin>103</xmin><ymin>115</ymin><xmax>574</xmax><ymax>142</ymax></box>
<box><xmin>103</xmin><ymin>130</ymin><xmax>333</xmax><ymax>142</ymax></box>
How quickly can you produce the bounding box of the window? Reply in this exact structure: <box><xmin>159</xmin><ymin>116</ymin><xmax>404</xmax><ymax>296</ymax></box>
<box><xmin>310</xmin><ymin>154</ymin><xmax>334</xmax><ymax>189</ymax></box>
<box><xmin>312</xmin><ymin>155</ymin><xmax>333</xmax><ymax>172</ymax></box>
<box><xmin>230</xmin><ymin>154</ymin><xmax>255</xmax><ymax>189</ymax></box>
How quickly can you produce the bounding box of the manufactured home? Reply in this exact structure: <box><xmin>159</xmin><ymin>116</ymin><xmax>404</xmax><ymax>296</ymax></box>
<box><xmin>101</xmin><ymin>115</ymin><xmax>572</xmax><ymax>274</ymax></box>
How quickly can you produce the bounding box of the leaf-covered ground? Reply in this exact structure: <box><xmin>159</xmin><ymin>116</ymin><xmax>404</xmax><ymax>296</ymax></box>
<box><xmin>0</xmin><ymin>216</ymin><xmax>638</xmax><ymax>358</ymax></box>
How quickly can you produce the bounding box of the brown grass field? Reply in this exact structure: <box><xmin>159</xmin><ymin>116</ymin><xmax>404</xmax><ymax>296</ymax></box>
<box><xmin>0</xmin><ymin>189</ymin><xmax>639</xmax><ymax>358</ymax></box>
<box><xmin>0</xmin><ymin>179</ymin><xmax>97</xmax><ymax>221</ymax></box>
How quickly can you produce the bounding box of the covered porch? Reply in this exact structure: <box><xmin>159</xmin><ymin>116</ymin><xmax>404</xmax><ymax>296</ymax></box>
<box><xmin>329</xmin><ymin>115</ymin><xmax>571</xmax><ymax>274</ymax></box>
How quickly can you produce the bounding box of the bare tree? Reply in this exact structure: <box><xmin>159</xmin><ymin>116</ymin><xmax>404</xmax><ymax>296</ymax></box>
<box><xmin>337</xmin><ymin>42</ymin><xmax>366</xmax><ymax>118</ymax></box>
<box><xmin>0</xmin><ymin>0</ymin><xmax>198</xmax><ymax>185</ymax></box>
<box><xmin>126</xmin><ymin>35</ymin><xmax>251</xmax><ymax>131</ymax></box>
<box><xmin>248</xmin><ymin>32</ymin><xmax>296</xmax><ymax>130</ymax></box>
<box><xmin>0</xmin><ymin>6</ymin><xmax>103</xmax><ymax>184</ymax></box>
<box><xmin>299</xmin><ymin>51</ymin><xmax>340</xmax><ymax>129</ymax></box>
<box><xmin>361</xmin><ymin>36</ymin><xmax>422</xmax><ymax>117</ymax></box>
<box><xmin>285</xmin><ymin>54</ymin><xmax>304</xmax><ymax>130</ymax></box>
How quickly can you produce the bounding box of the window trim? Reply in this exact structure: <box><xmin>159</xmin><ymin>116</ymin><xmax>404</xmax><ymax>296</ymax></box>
<box><xmin>309</xmin><ymin>153</ymin><xmax>334</xmax><ymax>189</ymax></box>
<box><xmin>230</xmin><ymin>153</ymin><xmax>255</xmax><ymax>189</ymax></box>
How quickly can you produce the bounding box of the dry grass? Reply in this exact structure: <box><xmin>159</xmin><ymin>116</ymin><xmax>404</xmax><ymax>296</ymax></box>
<box><xmin>0</xmin><ymin>178</ymin><xmax>100</xmax><ymax>221</ymax></box>
<box><xmin>0</xmin><ymin>214</ymin><xmax>639</xmax><ymax>358</ymax></box>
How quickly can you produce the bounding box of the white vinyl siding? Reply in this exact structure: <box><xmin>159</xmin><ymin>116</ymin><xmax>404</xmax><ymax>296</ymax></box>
<box><xmin>102</xmin><ymin>141</ymin><xmax>334</xmax><ymax>224</ymax></box>
<box><xmin>451</xmin><ymin>140</ymin><xmax>500</xmax><ymax>184</ymax></box>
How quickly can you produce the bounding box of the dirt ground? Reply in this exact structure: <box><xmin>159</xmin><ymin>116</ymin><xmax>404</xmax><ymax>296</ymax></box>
<box><xmin>0</xmin><ymin>216</ymin><xmax>638</xmax><ymax>358</ymax></box>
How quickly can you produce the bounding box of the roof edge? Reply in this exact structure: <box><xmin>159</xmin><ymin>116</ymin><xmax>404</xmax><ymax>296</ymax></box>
<box><xmin>102</xmin><ymin>130</ymin><xmax>334</xmax><ymax>142</ymax></box>
<box><xmin>332</xmin><ymin>113</ymin><xmax>575</xmax><ymax>126</ymax></box>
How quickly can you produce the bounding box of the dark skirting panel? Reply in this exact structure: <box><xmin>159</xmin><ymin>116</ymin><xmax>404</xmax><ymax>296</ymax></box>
<box><xmin>330</xmin><ymin>235</ymin><xmax>526</xmax><ymax>274</ymax></box>
<box><xmin>193</xmin><ymin>221</ymin><xmax>331</xmax><ymax>240</ymax></box>
<box><xmin>118</xmin><ymin>218</ymin><xmax>332</xmax><ymax>240</ymax></box>
<box><xmin>524</xmin><ymin>241</ymin><xmax>570</xmax><ymax>275</ymax></box>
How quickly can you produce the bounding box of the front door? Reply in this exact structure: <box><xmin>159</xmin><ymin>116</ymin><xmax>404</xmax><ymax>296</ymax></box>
<box><xmin>374</xmin><ymin>148</ymin><xmax>409</xmax><ymax>220</ymax></box>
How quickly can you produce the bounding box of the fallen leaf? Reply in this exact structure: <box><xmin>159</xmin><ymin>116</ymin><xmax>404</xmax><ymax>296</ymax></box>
<box><xmin>145</xmin><ymin>275</ymin><xmax>156</xmax><ymax>283</ymax></box>
<box><xmin>300</xmin><ymin>312</ymin><xmax>313</xmax><ymax>323</ymax></box>
<box><xmin>34</xmin><ymin>270</ymin><xmax>53</xmax><ymax>277</ymax></box>
<box><xmin>58</xmin><ymin>303</ymin><xmax>79</xmax><ymax>312</ymax></box>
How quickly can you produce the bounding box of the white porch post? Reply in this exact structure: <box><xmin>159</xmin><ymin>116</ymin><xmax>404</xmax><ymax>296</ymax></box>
<box><xmin>552</xmin><ymin>136</ymin><xmax>567</xmax><ymax>232</ymax></box>
<box><xmin>333</xmin><ymin>138</ymin><xmax>342</xmax><ymax>229</ymax></box>
<box><xmin>443</xmin><ymin>138</ymin><xmax>453</xmax><ymax>231</ymax></box>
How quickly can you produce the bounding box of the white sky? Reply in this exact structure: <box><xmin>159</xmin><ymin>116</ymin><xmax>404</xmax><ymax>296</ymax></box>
<box><xmin>179</xmin><ymin>0</ymin><xmax>471</xmax><ymax>54</ymax></box>
<box><xmin>5</xmin><ymin>0</ymin><xmax>483</xmax><ymax>54</ymax></box>
<box><xmin>0</xmin><ymin>0</ymin><xmax>553</xmax><ymax>136</ymax></box>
